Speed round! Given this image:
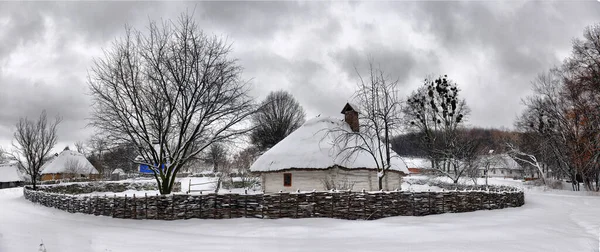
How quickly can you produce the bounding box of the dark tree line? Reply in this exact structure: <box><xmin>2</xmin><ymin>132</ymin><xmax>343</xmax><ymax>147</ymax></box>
<box><xmin>392</xmin><ymin>128</ymin><xmax>518</xmax><ymax>157</ymax></box>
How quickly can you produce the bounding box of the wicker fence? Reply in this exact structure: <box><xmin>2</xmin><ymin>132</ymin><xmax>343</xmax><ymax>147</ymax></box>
<box><xmin>23</xmin><ymin>186</ymin><xmax>524</xmax><ymax>220</ymax></box>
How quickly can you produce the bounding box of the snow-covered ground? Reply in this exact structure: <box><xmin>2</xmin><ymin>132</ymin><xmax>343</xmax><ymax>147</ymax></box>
<box><xmin>1</xmin><ymin>178</ymin><xmax>600</xmax><ymax>252</ymax></box>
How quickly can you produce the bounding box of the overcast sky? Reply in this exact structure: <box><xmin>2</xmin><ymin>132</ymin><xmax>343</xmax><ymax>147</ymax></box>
<box><xmin>1</xmin><ymin>1</ymin><xmax>599</xmax><ymax>151</ymax></box>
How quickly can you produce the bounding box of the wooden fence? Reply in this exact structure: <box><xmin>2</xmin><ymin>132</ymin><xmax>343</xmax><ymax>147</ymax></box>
<box><xmin>23</xmin><ymin>187</ymin><xmax>524</xmax><ymax>220</ymax></box>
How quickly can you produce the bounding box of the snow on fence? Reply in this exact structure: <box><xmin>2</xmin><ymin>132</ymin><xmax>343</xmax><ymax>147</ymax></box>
<box><xmin>23</xmin><ymin>186</ymin><xmax>524</xmax><ymax>220</ymax></box>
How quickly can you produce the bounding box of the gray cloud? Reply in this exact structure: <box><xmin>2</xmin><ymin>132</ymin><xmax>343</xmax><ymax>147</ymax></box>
<box><xmin>1</xmin><ymin>1</ymin><xmax>600</xmax><ymax>150</ymax></box>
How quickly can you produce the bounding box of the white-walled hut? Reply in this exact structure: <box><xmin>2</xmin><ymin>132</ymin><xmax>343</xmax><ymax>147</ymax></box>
<box><xmin>0</xmin><ymin>163</ymin><xmax>25</xmax><ymax>189</ymax></box>
<box><xmin>479</xmin><ymin>154</ymin><xmax>523</xmax><ymax>178</ymax></box>
<box><xmin>250</xmin><ymin>103</ymin><xmax>409</xmax><ymax>193</ymax></box>
<box><xmin>40</xmin><ymin>150</ymin><xmax>100</xmax><ymax>181</ymax></box>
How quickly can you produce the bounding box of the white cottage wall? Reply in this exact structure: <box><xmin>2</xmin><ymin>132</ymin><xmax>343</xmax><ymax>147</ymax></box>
<box><xmin>260</xmin><ymin>167</ymin><xmax>403</xmax><ymax>193</ymax></box>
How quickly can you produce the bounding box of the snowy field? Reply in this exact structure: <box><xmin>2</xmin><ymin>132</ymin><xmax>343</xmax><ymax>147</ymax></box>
<box><xmin>1</xmin><ymin>179</ymin><xmax>600</xmax><ymax>251</ymax></box>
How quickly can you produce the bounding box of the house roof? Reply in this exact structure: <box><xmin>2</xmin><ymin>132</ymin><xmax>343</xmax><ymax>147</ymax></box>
<box><xmin>249</xmin><ymin>116</ymin><xmax>409</xmax><ymax>173</ymax></box>
<box><xmin>340</xmin><ymin>102</ymin><xmax>360</xmax><ymax>114</ymax></box>
<box><xmin>112</xmin><ymin>168</ymin><xmax>126</xmax><ymax>175</ymax></box>
<box><xmin>0</xmin><ymin>163</ymin><xmax>24</xmax><ymax>182</ymax></box>
<box><xmin>40</xmin><ymin>150</ymin><xmax>99</xmax><ymax>175</ymax></box>
<box><xmin>402</xmin><ymin>157</ymin><xmax>431</xmax><ymax>169</ymax></box>
<box><xmin>479</xmin><ymin>154</ymin><xmax>522</xmax><ymax>170</ymax></box>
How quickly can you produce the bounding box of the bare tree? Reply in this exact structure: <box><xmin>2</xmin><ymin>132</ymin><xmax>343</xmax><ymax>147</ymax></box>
<box><xmin>506</xmin><ymin>143</ymin><xmax>547</xmax><ymax>185</ymax></box>
<box><xmin>434</xmin><ymin>131</ymin><xmax>482</xmax><ymax>184</ymax></box>
<box><xmin>404</xmin><ymin>75</ymin><xmax>472</xmax><ymax>182</ymax></box>
<box><xmin>250</xmin><ymin>90</ymin><xmax>306</xmax><ymax>150</ymax></box>
<box><xmin>0</xmin><ymin>148</ymin><xmax>8</xmax><ymax>164</ymax></box>
<box><xmin>231</xmin><ymin>146</ymin><xmax>260</xmax><ymax>189</ymax></box>
<box><xmin>74</xmin><ymin>141</ymin><xmax>86</xmax><ymax>155</ymax></box>
<box><xmin>330</xmin><ymin>62</ymin><xmax>403</xmax><ymax>190</ymax></box>
<box><xmin>516</xmin><ymin>24</ymin><xmax>600</xmax><ymax>191</ymax></box>
<box><xmin>11</xmin><ymin>111</ymin><xmax>61</xmax><ymax>189</ymax></box>
<box><xmin>203</xmin><ymin>143</ymin><xmax>228</xmax><ymax>173</ymax></box>
<box><xmin>89</xmin><ymin>13</ymin><xmax>254</xmax><ymax>194</ymax></box>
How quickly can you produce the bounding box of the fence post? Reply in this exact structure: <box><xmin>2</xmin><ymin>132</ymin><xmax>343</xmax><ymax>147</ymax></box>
<box><xmin>347</xmin><ymin>192</ymin><xmax>352</xmax><ymax>219</ymax></box>
<box><xmin>183</xmin><ymin>195</ymin><xmax>187</xmax><ymax>219</ymax></box>
<box><xmin>228</xmin><ymin>194</ymin><xmax>232</xmax><ymax>219</ymax></box>
<box><xmin>145</xmin><ymin>193</ymin><xmax>148</xmax><ymax>219</ymax></box>
<box><xmin>330</xmin><ymin>193</ymin><xmax>335</xmax><ymax>218</ymax></box>
<box><xmin>124</xmin><ymin>194</ymin><xmax>127</xmax><ymax>218</ymax></box>
<box><xmin>244</xmin><ymin>192</ymin><xmax>248</xmax><ymax>218</ymax></box>
<box><xmin>112</xmin><ymin>194</ymin><xmax>116</xmax><ymax>218</ymax></box>
<box><xmin>294</xmin><ymin>194</ymin><xmax>299</xmax><ymax>218</ymax></box>
<box><xmin>199</xmin><ymin>195</ymin><xmax>203</xmax><ymax>219</ymax></box>
<box><xmin>133</xmin><ymin>194</ymin><xmax>137</xmax><ymax>219</ymax></box>
<box><xmin>261</xmin><ymin>194</ymin><xmax>265</xmax><ymax>219</ymax></box>
<box><xmin>278</xmin><ymin>193</ymin><xmax>282</xmax><ymax>219</ymax></box>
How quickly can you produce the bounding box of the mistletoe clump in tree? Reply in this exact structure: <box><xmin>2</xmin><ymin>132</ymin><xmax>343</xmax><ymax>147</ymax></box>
<box><xmin>404</xmin><ymin>75</ymin><xmax>476</xmax><ymax>183</ymax></box>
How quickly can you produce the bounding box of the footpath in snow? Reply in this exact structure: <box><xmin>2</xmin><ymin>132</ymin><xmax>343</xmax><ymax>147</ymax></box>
<box><xmin>1</xmin><ymin>178</ymin><xmax>600</xmax><ymax>251</ymax></box>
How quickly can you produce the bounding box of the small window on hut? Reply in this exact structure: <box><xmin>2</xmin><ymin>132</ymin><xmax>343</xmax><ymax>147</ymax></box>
<box><xmin>283</xmin><ymin>173</ymin><xmax>292</xmax><ymax>187</ymax></box>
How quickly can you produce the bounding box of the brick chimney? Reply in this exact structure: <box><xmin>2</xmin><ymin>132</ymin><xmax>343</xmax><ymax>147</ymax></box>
<box><xmin>341</xmin><ymin>103</ymin><xmax>359</xmax><ymax>132</ymax></box>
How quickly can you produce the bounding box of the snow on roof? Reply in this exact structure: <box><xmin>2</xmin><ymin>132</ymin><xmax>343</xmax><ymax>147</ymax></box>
<box><xmin>478</xmin><ymin>154</ymin><xmax>522</xmax><ymax>170</ymax></box>
<box><xmin>401</xmin><ymin>157</ymin><xmax>431</xmax><ymax>169</ymax></box>
<box><xmin>0</xmin><ymin>163</ymin><xmax>24</xmax><ymax>182</ymax></box>
<box><xmin>250</xmin><ymin>116</ymin><xmax>409</xmax><ymax>173</ymax></box>
<box><xmin>340</xmin><ymin>102</ymin><xmax>361</xmax><ymax>114</ymax></box>
<box><xmin>40</xmin><ymin>150</ymin><xmax>99</xmax><ymax>175</ymax></box>
<box><xmin>112</xmin><ymin>168</ymin><xmax>126</xmax><ymax>175</ymax></box>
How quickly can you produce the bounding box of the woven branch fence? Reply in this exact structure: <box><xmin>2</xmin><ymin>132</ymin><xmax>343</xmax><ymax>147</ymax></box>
<box><xmin>23</xmin><ymin>186</ymin><xmax>524</xmax><ymax>220</ymax></box>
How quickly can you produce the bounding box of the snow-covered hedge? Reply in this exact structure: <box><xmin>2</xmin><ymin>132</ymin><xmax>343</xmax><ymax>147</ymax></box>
<box><xmin>35</xmin><ymin>181</ymin><xmax>181</xmax><ymax>195</ymax></box>
<box><xmin>405</xmin><ymin>178</ymin><xmax>521</xmax><ymax>192</ymax></box>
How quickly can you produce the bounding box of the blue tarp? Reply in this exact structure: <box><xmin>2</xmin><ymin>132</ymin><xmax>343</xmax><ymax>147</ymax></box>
<box><xmin>138</xmin><ymin>164</ymin><xmax>166</xmax><ymax>174</ymax></box>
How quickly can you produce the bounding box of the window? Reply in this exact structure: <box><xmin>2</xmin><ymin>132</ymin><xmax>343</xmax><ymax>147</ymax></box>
<box><xmin>283</xmin><ymin>173</ymin><xmax>292</xmax><ymax>187</ymax></box>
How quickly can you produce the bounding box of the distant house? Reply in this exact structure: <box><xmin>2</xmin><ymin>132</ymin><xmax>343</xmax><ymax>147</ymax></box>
<box><xmin>402</xmin><ymin>157</ymin><xmax>432</xmax><ymax>175</ymax></box>
<box><xmin>0</xmin><ymin>163</ymin><xmax>25</xmax><ymax>189</ymax></box>
<box><xmin>250</xmin><ymin>103</ymin><xmax>409</xmax><ymax>193</ymax></box>
<box><xmin>40</xmin><ymin>150</ymin><xmax>100</xmax><ymax>181</ymax></box>
<box><xmin>479</xmin><ymin>154</ymin><xmax>523</xmax><ymax>178</ymax></box>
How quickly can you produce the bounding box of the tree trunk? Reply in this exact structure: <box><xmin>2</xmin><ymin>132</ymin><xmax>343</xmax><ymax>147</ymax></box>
<box><xmin>378</xmin><ymin>175</ymin><xmax>383</xmax><ymax>191</ymax></box>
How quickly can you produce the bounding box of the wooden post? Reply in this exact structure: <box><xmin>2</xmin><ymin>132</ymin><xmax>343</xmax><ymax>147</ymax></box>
<box><xmin>330</xmin><ymin>193</ymin><xmax>334</xmax><ymax>218</ymax></box>
<box><xmin>133</xmin><ymin>194</ymin><xmax>137</xmax><ymax>219</ymax></box>
<box><xmin>199</xmin><ymin>195</ymin><xmax>203</xmax><ymax>219</ymax></box>
<box><xmin>145</xmin><ymin>193</ymin><xmax>148</xmax><ymax>219</ymax></box>
<box><xmin>295</xmin><ymin>194</ymin><xmax>299</xmax><ymax>218</ymax></box>
<box><xmin>124</xmin><ymin>194</ymin><xmax>127</xmax><ymax>218</ymax></box>
<box><xmin>228</xmin><ymin>194</ymin><xmax>232</xmax><ymax>219</ymax></box>
<box><xmin>362</xmin><ymin>192</ymin><xmax>367</xmax><ymax>219</ymax></box>
<box><xmin>278</xmin><ymin>193</ymin><xmax>282</xmax><ymax>218</ymax></box>
<box><xmin>171</xmin><ymin>195</ymin><xmax>175</xmax><ymax>220</ymax></box>
<box><xmin>261</xmin><ymin>195</ymin><xmax>265</xmax><ymax>219</ymax></box>
<box><xmin>213</xmin><ymin>194</ymin><xmax>218</xmax><ymax>219</ymax></box>
<box><xmin>103</xmin><ymin>195</ymin><xmax>107</xmax><ymax>216</ymax></box>
<box><xmin>244</xmin><ymin>193</ymin><xmax>248</xmax><ymax>218</ymax></box>
<box><xmin>347</xmin><ymin>192</ymin><xmax>351</xmax><ymax>219</ymax></box>
<box><xmin>183</xmin><ymin>195</ymin><xmax>187</xmax><ymax>219</ymax></box>
<box><xmin>112</xmin><ymin>194</ymin><xmax>116</xmax><ymax>218</ymax></box>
